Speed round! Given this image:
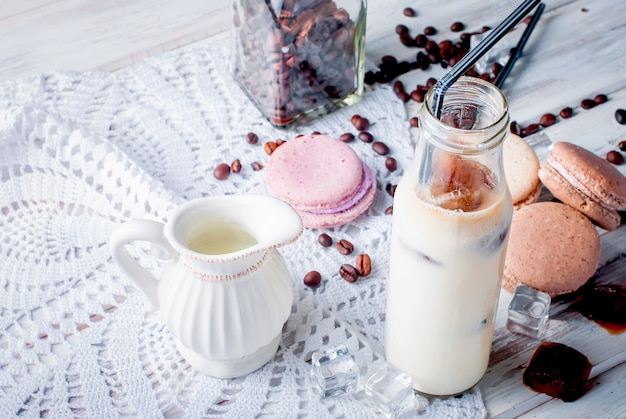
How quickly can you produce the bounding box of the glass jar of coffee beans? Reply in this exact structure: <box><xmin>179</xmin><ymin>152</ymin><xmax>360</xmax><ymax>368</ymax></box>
<box><xmin>231</xmin><ymin>0</ymin><xmax>367</xmax><ymax>126</ymax></box>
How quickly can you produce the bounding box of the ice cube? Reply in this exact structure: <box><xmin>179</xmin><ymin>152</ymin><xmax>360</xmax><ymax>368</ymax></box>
<box><xmin>507</xmin><ymin>284</ymin><xmax>551</xmax><ymax>338</ymax></box>
<box><xmin>363</xmin><ymin>363</ymin><xmax>415</xmax><ymax>418</ymax></box>
<box><xmin>429</xmin><ymin>153</ymin><xmax>495</xmax><ymax>212</ymax></box>
<box><xmin>310</xmin><ymin>345</ymin><xmax>359</xmax><ymax>398</ymax></box>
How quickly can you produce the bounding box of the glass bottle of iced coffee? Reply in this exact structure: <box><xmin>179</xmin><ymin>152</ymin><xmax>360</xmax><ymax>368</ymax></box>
<box><xmin>230</xmin><ymin>0</ymin><xmax>366</xmax><ymax>127</ymax></box>
<box><xmin>385</xmin><ymin>76</ymin><xmax>513</xmax><ymax>396</ymax></box>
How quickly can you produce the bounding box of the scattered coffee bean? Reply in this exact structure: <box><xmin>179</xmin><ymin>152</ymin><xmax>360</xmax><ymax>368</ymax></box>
<box><xmin>414</xmin><ymin>34</ymin><xmax>428</xmax><ymax>48</ymax></box>
<box><xmin>410</xmin><ymin>117</ymin><xmax>419</xmax><ymax>127</ymax></box>
<box><xmin>318</xmin><ymin>233</ymin><xmax>333</xmax><ymax>247</ymax></box>
<box><xmin>385</xmin><ymin>157</ymin><xmax>398</xmax><ymax>172</ymax></box>
<box><xmin>251</xmin><ymin>161</ymin><xmax>264</xmax><ymax>171</ymax></box>
<box><xmin>450</xmin><ymin>21</ymin><xmax>465</xmax><ymax>32</ymax></box>
<box><xmin>335</xmin><ymin>239</ymin><xmax>354</xmax><ymax>255</ymax></box>
<box><xmin>213</xmin><ymin>163</ymin><xmax>231</xmax><ymax>180</ymax></box>
<box><xmin>396</xmin><ymin>24</ymin><xmax>409</xmax><ymax>34</ymax></box>
<box><xmin>304</xmin><ymin>271</ymin><xmax>322</xmax><ymax>288</ymax></box>
<box><xmin>424</xmin><ymin>26</ymin><xmax>437</xmax><ymax>36</ymax></box>
<box><xmin>615</xmin><ymin>109</ymin><xmax>626</xmax><ymax>125</ymax></box>
<box><xmin>539</xmin><ymin>113</ymin><xmax>557</xmax><ymax>127</ymax></box>
<box><xmin>619</xmin><ymin>141</ymin><xmax>626</xmax><ymax>151</ymax></box>
<box><xmin>351</xmin><ymin>114</ymin><xmax>370</xmax><ymax>131</ymax></box>
<box><xmin>355</xmin><ymin>254</ymin><xmax>372</xmax><ymax>277</ymax></box>
<box><xmin>606</xmin><ymin>150</ymin><xmax>624</xmax><ymax>165</ymax></box>
<box><xmin>339</xmin><ymin>264</ymin><xmax>358</xmax><ymax>282</ymax></box>
<box><xmin>521</xmin><ymin>123</ymin><xmax>539</xmax><ymax>137</ymax></box>
<box><xmin>397</xmin><ymin>91</ymin><xmax>410</xmax><ymax>103</ymax></box>
<box><xmin>246</xmin><ymin>132</ymin><xmax>259</xmax><ymax>145</ymax></box>
<box><xmin>230</xmin><ymin>159</ymin><xmax>242</xmax><ymax>173</ymax></box>
<box><xmin>385</xmin><ymin>206</ymin><xmax>394</xmax><ymax>215</ymax></box>
<box><xmin>594</xmin><ymin>94</ymin><xmax>608</xmax><ymax>104</ymax></box>
<box><xmin>358</xmin><ymin>131</ymin><xmax>374</xmax><ymax>143</ymax></box>
<box><xmin>410</xmin><ymin>90</ymin><xmax>425</xmax><ymax>103</ymax></box>
<box><xmin>264</xmin><ymin>141</ymin><xmax>278</xmax><ymax>155</ymax></box>
<box><xmin>559</xmin><ymin>107</ymin><xmax>574</xmax><ymax>119</ymax></box>
<box><xmin>580</xmin><ymin>99</ymin><xmax>596</xmax><ymax>109</ymax></box>
<box><xmin>372</xmin><ymin>141</ymin><xmax>390</xmax><ymax>155</ymax></box>
<box><xmin>403</xmin><ymin>7</ymin><xmax>416</xmax><ymax>17</ymax></box>
<box><xmin>509</xmin><ymin>121</ymin><xmax>523</xmax><ymax>136</ymax></box>
<box><xmin>339</xmin><ymin>133</ymin><xmax>355</xmax><ymax>143</ymax></box>
<box><xmin>386</xmin><ymin>183</ymin><xmax>397</xmax><ymax>197</ymax></box>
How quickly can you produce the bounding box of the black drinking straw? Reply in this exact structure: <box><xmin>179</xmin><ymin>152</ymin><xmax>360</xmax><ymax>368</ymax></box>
<box><xmin>432</xmin><ymin>0</ymin><xmax>541</xmax><ymax>119</ymax></box>
<box><xmin>494</xmin><ymin>2</ymin><xmax>546</xmax><ymax>88</ymax></box>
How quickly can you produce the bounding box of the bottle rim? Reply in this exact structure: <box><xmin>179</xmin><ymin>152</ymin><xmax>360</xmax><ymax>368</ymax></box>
<box><xmin>422</xmin><ymin>76</ymin><xmax>509</xmax><ymax>155</ymax></box>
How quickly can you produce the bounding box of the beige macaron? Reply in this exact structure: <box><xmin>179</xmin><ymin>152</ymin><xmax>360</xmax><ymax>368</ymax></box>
<box><xmin>502</xmin><ymin>201</ymin><xmax>601</xmax><ymax>297</ymax></box>
<box><xmin>538</xmin><ymin>141</ymin><xmax>626</xmax><ymax>230</ymax></box>
<box><xmin>503</xmin><ymin>133</ymin><xmax>541</xmax><ymax>209</ymax></box>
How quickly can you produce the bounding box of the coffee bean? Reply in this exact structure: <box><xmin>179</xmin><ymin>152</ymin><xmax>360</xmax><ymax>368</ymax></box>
<box><xmin>358</xmin><ymin>131</ymin><xmax>374</xmax><ymax>143</ymax></box>
<box><xmin>539</xmin><ymin>113</ymin><xmax>557</xmax><ymax>127</ymax></box>
<box><xmin>264</xmin><ymin>141</ymin><xmax>278</xmax><ymax>155</ymax></box>
<box><xmin>339</xmin><ymin>264</ymin><xmax>358</xmax><ymax>283</ymax></box>
<box><xmin>410</xmin><ymin>90</ymin><xmax>424</xmax><ymax>103</ymax></box>
<box><xmin>230</xmin><ymin>159</ymin><xmax>242</xmax><ymax>173</ymax></box>
<box><xmin>619</xmin><ymin>141</ymin><xmax>626</xmax><ymax>151</ymax></box>
<box><xmin>251</xmin><ymin>161</ymin><xmax>264</xmax><ymax>171</ymax></box>
<box><xmin>594</xmin><ymin>94</ymin><xmax>608</xmax><ymax>104</ymax></box>
<box><xmin>385</xmin><ymin>157</ymin><xmax>397</xmax><ymax>172</ymax></box>
<box><xmin>450</xmin><ymin>22</ymin><xmax>465</xmax><ymax>32</ymax></box>
<box><xmin>615</xmin><ymin>109</ymin><xmax>626</xmax><ymax>125</ymax></box>
<box><xmin>335</xmin><ymin>239</ymin><xmax>354</xmax><ymax>255</ymax></box>
<box><xmin>397</xmin><ymin>91</ymin><xmax>410</xmax><ymax>103</ymax></box>
<box><xmin>606</xmin><ymin>150</ymin><xmax>624</xmax><ymax>165</ymax></box>
<box><xmin>560</xmin><ymin>107</ymin><xmax>574</xmax><ymax>119</ymax></box>
<box><xmin>414</xmin><ymin>34</ymin><xmax>428</xmax><ymax>48</ymax></box>
<box><xmin>304</xmin><ymin>271</ymin><xmax>322</xmax><ymax>288</ymax></box>
<box><xmin>385</xmin><ymin>206</ymin><xmax>393</xmax><ymax>215</ymax></box>
<box><xmin>424</xmin><ymin>26</ymin><xmax>437</xmax><ymax>36</ymax></box>
<box><xmin>509</xmin><ymin>121</ymin><xmax>522</xmax><ymax>136</ymax></box>
<box><xmin>580</xmin><ymin>99</ymin><xmax>596</xmax><ymax>109</ymax></box>
<box><xmin>213</xmin><ymin>163</ymin><xmax>231</xmax><ymax>180</ymax></box>
<box><xmin>246</xmin><ymin>132</ymin><xmax>259</xmax><ymax>145</ymax></box>
<box><xmin>318</xmin><ymin>233</ymin><xmax>333</xmax><ymax>247</ymax></box>
<box><xmin>410</xmin><ymin>117</ymin><xmax>419</xmax><ymax>127</ymax></box>
<box><xmin>403</xmin><ymin>7</ymin><xmax>416</xmax><ymax>17</ymax></box>
<box><xmin>372</xmin><ymin>141</ymin><xmax>390</xmax><ymax>155</ymax></box>
<box><xmin>521</xmin><ymin>123</ymin><xmax>539</xmax><ymax>137</ymax></box>
<box><xmin>351</xmin><ymin>114</ymin><xmax>370</xmax><ymax>131</ymax></box>
<box><xmin>386</xmin><ymin>183</ymin><xmax>397</xmax><ymax>197</ymax></box>
<box><xmin>396</xmin><ymin>24</ymin><xmax>409</xmax><ymax>34</ymax></box>
<box><xmin>355</xmin><ymin>254</ymin><xmax>372</xmax><ymax>277</ymax></box>
<box><xmin>339</xmin><ymin>133</ymin><xmax>355</xmax><ymax>143</ymax></box>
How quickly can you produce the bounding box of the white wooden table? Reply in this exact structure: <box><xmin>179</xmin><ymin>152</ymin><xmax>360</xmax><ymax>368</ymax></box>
<box><xmin>1</xmin><ymin>0</ymin><xmax>625</xmax><ymax>417</ymax></box>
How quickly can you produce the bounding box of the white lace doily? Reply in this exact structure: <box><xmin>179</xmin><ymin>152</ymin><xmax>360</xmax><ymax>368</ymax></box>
<box><xmin>0</xmin><ymin>46</ymin><xmax>487</xmax><ymax>418</ymax></box>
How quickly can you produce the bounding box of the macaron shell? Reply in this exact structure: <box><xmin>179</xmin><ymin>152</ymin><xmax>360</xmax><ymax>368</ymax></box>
<box><xmin>503</xmin><ymin>201</ymin><xmax>601</xmax><ymax>297</ymax></box>
<box><xmin>266</xmin><ymin>134</ymin><xmax>363</xmax><ymax>212</ymax></box>
<box><xmin>539</xmin><ymin>163</ymin><xmax>621</xmax><ymax>231</ymax></box>
<box><xmin>549</xmin><ymin>141</ymin><xmax>626</xmax><ymax>209</ymax></box>
<box><xmin>513</xmin><ymin>181</ymin><xmax>542</xmax><ymax>210</ymax></box>
<box><xmin>503</xmin><ymin>133</ymin><xmax>541</xmax><ymax>208</ymax></box>
<box><xmin>298</xmin><ymin>174</ymin><xmax>376</xmax><ymax>229</ymax></box>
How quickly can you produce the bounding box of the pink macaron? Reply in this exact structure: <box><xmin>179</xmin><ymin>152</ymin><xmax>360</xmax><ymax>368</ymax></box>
<box><xmin>266</xmin><ymin>134</ymin><xmax>376</xmax><ymax>229</ymax></box>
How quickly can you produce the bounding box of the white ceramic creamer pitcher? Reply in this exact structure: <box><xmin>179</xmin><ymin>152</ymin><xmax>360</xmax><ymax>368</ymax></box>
<box><xmin>109</xmin><ymin>194</ymin><xmax>303</xmax><ymax>378</ymax></box>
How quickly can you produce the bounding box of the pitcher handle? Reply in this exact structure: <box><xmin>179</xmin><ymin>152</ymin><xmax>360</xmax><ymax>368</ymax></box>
<box><xmin>109</xmin><ymin>219</ymin><xmax>176</xmax><ymax>311</ymax></box>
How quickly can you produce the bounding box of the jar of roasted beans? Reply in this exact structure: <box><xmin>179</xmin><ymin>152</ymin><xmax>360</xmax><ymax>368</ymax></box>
<box><xmin>231</xmin><ymin>0</ymin><xmax>366</xmax><ymax>126</ymax></box>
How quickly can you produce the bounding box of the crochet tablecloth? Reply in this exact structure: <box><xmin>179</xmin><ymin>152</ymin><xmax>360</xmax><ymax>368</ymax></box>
<box><xmin>0</xmin><ymin>46</ymin><xmax>487</xmax><ymax>418</ymax></box>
